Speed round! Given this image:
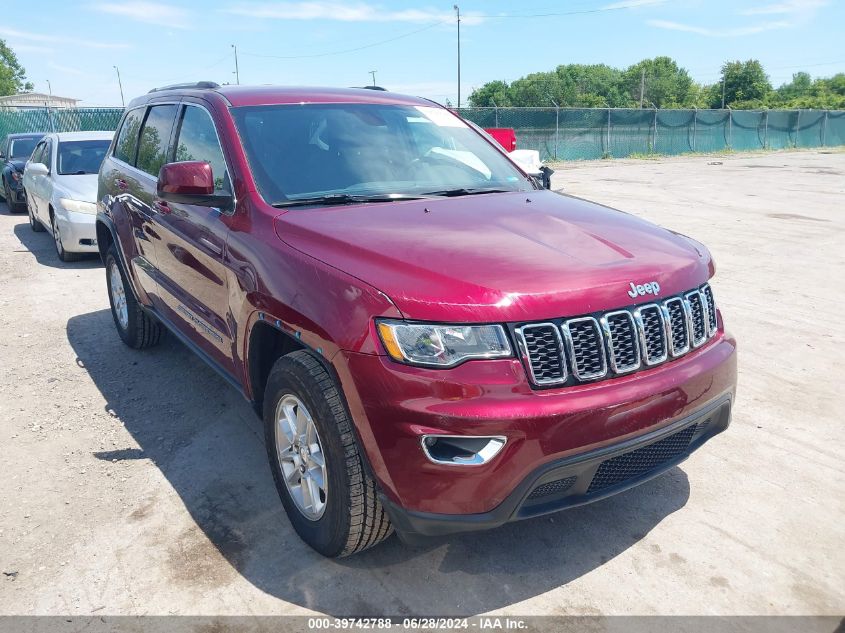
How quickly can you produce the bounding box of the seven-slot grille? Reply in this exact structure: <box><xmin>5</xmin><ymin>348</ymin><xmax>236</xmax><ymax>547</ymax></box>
<box><xmin>516</xmin><ymin>324</ymin><xmax>566</xmax><ymax>385</ymax></box>
<box><xmin>517</xmin><ymin>284</ymin><xmax>717</xmax><ymax>387</ymax></box>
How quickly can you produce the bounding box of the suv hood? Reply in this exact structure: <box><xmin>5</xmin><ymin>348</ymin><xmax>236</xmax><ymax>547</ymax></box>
<box><xmin>273</xmin><ymin>190</ymin><xmax>713</xmax><ymax>322</ymax></box>
<box><xmin>7</xmin><ymin>159</ymin><xmax>26</xmax><ymax>171</ymax></box>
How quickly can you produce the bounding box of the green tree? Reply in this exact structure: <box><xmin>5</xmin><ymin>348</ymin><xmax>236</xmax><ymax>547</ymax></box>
<box><xmin>622</xmin><ymin>57</ymin><xmax>697</xmax><ymax>108</ymax></box>
<box><xmin>468</xmin><ymin>80</ymin><xmax>512</xmax><ymax>107</ymax></box>
<box><xmin>711</xmin><ymin>60</ymin><xmax>772</xmax><ymax>108</ymax></box>
<box><xmin>0</xmin><ymin>39</ymin><xmax>33</xmax><ymax>96</ymax></box>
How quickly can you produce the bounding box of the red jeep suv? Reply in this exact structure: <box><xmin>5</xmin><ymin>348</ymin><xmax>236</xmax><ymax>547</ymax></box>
<box><xmin>96</xmin><ymin>82</ymin><xmax>737</xmax><ymax>557</ymax></box>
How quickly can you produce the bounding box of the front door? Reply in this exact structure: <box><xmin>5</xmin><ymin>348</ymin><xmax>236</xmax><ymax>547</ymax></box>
<box><xmin>146</xmin><ymin>103</ymin><xmax>235</xmax><ymax>376</ymax></box>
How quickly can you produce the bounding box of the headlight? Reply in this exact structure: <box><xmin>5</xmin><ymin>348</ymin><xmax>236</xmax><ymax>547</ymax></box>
<box><xmin>58</xmin><ymin>198</ymin><xmax>97</xmax><ymax>214</ymax></box>
<box><xmin>377</xmin><ymin>320</ymin><xmax>511</xmax><ymax>367</ymax></box>
<box><xmin>11</xmin><ymin>171</ymin><xmax>21</xmax><ymax>182</ymax></box>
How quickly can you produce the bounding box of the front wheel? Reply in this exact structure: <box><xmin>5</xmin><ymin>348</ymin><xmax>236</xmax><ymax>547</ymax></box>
<box><xmin>264</xmin><ymin>351</ymin><xmax>393</xmax><ymax>557</ymax></box>
<box><xmin>105</xmin><ymin>246</ymin><xmax>162</xmax><ymax>349</ymax></box>
<box><xmin>51</xmin><ymin>213</ymin><xmax>82</xmax><ymax>262</ymax></box>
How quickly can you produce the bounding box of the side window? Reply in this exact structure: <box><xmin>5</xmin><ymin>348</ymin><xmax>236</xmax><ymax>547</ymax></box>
<box><xmin>174</xmin><ymin>105</ymin><xmax>230</xmax><ymax>193</ymax></box>
<box><xmin>31</xmin><ymin>142</ymin><xmax>45</xmax><ymax>165</ymax></box>
<box><xmin>136</xmin><ymin>104</ymin><xmax>178</xmax><ymax>177</ymax></box>
<box><xmin>114</xmin><ymin>108</ymin><xmax>144</xmax><ymax>165</ymax></box>
<box><xmin>40</xmin><ymin>140</ymin><xmax>52</xmax><ymax>168</ymax></box>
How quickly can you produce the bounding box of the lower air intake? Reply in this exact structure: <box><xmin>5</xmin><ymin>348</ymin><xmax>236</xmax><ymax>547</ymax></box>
<box><xmin>587</xmin><ymin>424</ymin><xmax>698</xmax><ymax>493</ymax></box>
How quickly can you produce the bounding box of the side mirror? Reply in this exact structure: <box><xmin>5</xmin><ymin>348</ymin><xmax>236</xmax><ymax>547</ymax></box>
<box><xmin>26</xmin><ymin>162</ymin><xmax>49</xmax><ymax>177</ymax></box>
<box><xmin>157</xmin><ymin>161</ymin><xmax>233</xmax><ymax>209</ymax></box>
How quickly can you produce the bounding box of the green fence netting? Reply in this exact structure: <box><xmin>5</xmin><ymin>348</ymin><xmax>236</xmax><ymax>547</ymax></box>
<box><xmin>0</xmin><ymin>108</ymin><xmax>124</xmax><ymax>141</ymax></box>
<box><xmin>458</xmin><ymin>107</ymin><xmax>845</xmax><ymax>160</ymax></box>
<box><xmin>1</xmin><ymin>106</ymin><xmax>843</xmax><ymax>162</ymax></box>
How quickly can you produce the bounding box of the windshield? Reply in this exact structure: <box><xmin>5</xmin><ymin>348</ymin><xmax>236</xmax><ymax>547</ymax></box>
<box><xmin>230</xmin><ymin>103</ymin><xmax>532</xmax><ymax>203</ymax></box>
<box><xmin>57</xmin><ymin>139</ymin><xmax>111</xmax><ymax>175</ymax></box>
<box><xmin>10</xmin><ymin>137</ymin><xmax>40</xmax><ymax>159</ymax></box>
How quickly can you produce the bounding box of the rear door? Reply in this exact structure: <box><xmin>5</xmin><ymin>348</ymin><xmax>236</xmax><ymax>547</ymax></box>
<box><xmin>102</xmin><ymin>104</ymin><xmax>178</xmax><ymax>300</ymax></box>
<box><xmin>147</xmin><ymin>102</ymin><xmax>235</xmax><ymax>375</ymax></box>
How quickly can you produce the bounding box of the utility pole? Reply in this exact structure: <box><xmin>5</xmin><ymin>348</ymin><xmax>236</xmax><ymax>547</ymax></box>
<box><xmin>369</xmin><ymin>70</ymin><xmax>377</xmax><ymax>87</ymax></box>
<box><xmin>45</xmin><ymin>80</ymin><xmax>55</xmax><ymax>132</ymax></box>
<box><xmin>113</xmin><ymin>66</ymin><xmax>125</xmax><ymax>107</ymax></box>
<box><xmin>548</xmin><ymin>95</ymin><xmax>559</xmax><ymax>160</ymax></box>
<box><xmin>454</xmin><ymin>4</ymin><xmax>461</xmax><ymax>109</ymax></box>
<box><xmin>639</xmin><ymin>67</ymin><xmax>645</xmax><ymax>108</ymax></box>
<box><xmin>232</xmin><ymin>44</ymin><xmax>240</xmax><ymax>85</ymax></box>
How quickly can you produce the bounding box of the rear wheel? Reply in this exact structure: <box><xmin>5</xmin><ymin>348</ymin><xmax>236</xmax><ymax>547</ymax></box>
<box><xmin>105</xmin><ymin>246</ymin><xmax>162</xmax><ymax>349</ymax></box>
<box><xmin>264</xmin><ymin>350</ymin><xmax>393</xmax><ymax>557</ymax></box>
<box><xmin>51</xmin><ymin>213</ymin><xmax>82</xmax><ymax>262</ymax></box>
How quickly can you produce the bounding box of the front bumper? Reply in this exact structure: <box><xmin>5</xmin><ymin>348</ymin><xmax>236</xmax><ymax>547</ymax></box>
<box><xmin>336</xmin><ymin>321</ymin><xmax>736</xmax><ymax>524</ymax></box>
<box><xmin>381</xmin><ymin>395</ymin><xmax>730</xmax><ymax>538</ymax></box>
<box><xmin>7</xmin><ymin>179</ymin><xmax>26</xmax><ymax>204</ymax></box>
<box><xmin>56</xmin><ymin>208</ymin><xmax>98</xmax><ymax>253</ymax></box>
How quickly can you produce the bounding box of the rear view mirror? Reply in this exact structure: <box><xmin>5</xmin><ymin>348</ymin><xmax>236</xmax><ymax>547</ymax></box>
<box><xmin>26</xmin><ymin>162</ymin><xmax>49</xmax><ymax>177</ymax></box>
<box><xmin>157</xmin><ymin>161</ymin><xmax>233</xmax><ymax>209</ymax></box>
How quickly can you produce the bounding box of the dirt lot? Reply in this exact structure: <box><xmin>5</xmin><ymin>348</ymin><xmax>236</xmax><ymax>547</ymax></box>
<box><xmin>0</xmin><ymin>150</ymin><xmax>842</xmax><ymax>616</ymax></box>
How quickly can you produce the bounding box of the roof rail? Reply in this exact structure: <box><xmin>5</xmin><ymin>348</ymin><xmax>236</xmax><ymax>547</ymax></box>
<box><xmin>148</xmin><ymin>81</ymin><xmax>220</xmax><ymax>94</ymax></box>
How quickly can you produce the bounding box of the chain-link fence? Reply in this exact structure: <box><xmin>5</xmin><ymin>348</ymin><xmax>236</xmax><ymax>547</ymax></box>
<box><xmin>2</xmin><ymin>106</ymin><xmax>843</xmax><ymax>162</ymax></box>
<box><xmin>0</xmin><ymin>108</ymin><xmax>124</xmax><ymax>141</ymax></box>
<box><xmin>458</xmin><ymin>107</ymin><xmax>845</xmax><ymax>161</ymax></box>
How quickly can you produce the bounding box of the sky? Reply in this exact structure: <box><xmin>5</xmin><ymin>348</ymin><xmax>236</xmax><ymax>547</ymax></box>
<box><xmin>2</xmin><ymin>0</ymin><xmax>843</xmax><ymax>107</ymax></box>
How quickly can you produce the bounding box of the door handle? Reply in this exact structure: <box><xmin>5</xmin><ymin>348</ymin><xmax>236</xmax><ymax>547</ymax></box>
<box><xmin>199</xmin><ymin>236</ymin><xmax>223</xmax><ymax>256</ymax></box>
<box><xmin>153</xmin><ymin>199</ymin><xmax>171</xmax><ymax>214</ymax></box>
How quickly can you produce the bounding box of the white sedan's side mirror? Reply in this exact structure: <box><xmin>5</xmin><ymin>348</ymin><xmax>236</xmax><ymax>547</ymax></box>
<box><xmin>26</xmin><ymin>162</ymin><xmax>49</xmax><ymax>177</ymax></box>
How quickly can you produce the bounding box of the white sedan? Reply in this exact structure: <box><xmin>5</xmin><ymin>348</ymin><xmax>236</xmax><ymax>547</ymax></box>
<box><xmin>23</xmin><ymin>131</ymin><xmax>114</xmax><ymax>262</ymax></box>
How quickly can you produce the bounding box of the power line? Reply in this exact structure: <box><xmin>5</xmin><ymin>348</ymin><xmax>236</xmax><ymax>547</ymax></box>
<box><xmin>241</xmin><ymin>21</ymin><xmax>445</xmax><ymax>60</ymax></box>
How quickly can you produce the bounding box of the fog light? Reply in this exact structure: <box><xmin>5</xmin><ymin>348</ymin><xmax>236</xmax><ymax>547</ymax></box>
<box><xmin>421</xmin><ymin>435</ymin><xmax>506</xmax><ymax>466</ymax></box>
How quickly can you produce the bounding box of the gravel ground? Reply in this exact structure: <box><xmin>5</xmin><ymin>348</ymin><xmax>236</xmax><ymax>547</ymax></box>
<box><xmin>0</xmin><ymin>149</ymin><xmax>842</xmax><ymax>616</ymax></box>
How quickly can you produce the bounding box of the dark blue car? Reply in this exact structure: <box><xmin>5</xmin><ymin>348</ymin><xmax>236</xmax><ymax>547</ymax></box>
<box><xmin>1</xmin><ymin>132</ymin><xmax>45</xmax><ymax>212</ymax></box>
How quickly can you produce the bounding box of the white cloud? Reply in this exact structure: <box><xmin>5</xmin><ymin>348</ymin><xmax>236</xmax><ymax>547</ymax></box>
<box><xmin>647</xmin><ymin>18</ymin><xmax>791</xmax><ymax>37</ymax></box>
<box><xmin>7</xmin><ymin>44</ymin><xmax>56</xmax><ymax>54</ymax></box>
<box><xmin>224</xmin><ymin>2</ymin><xmax>484</xmax><ymax>25</ymax></box>
<box><xmin>741</xmin><ymin>0</ymin><xmax>829</xmax><ymax>15</ymax></box>
<box><xmin>602</xmin><ymin>0</ymin><xmax>667</xmax><ymax>9</ymax></box>
<box><xmin>90</xmin><ymin>1</ymin><xmax>192</xmax><ymax>29</ymax></box>
<box><xmin>0</xmin><ymin>26</ymin><xmax>128</xmax><ymax>49</ymax></box>
<box><xmin>48</xmin><ymin>62</ymin><xmax>86</xmax><ymax>77</ymax></box>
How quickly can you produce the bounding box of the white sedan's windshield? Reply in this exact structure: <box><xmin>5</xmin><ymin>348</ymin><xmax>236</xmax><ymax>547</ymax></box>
<box><xmin>231</xmin><ymin>103</ymin><xmax>532</xmax><ymax>203</ymax></box>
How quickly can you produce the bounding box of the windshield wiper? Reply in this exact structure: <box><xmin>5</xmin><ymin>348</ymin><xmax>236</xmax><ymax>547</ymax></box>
<box><xmin>419</xmin><ymin>187</ymin><xmax>512</xmax><ymax>197</ymax></box>
<box><xmin>271</xmin><ymin>193</ymin><xmax>429</xmax><ymax>208</ymax></box>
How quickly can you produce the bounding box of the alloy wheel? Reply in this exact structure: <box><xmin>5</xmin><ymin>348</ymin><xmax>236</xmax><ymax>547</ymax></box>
<box><xmin>108</xmin><ymin>261</ymin><xmax>129</xmax><ymax>331</ymax></box>
<box><xmin>275</xmin><ymin>394</ymin><xmax>328</xmax><ymax>520</ymax></box>
<box><xmin>52</xmin><ymin>216</ymin><xmax>64</xmax><ymax>257</ymax></box>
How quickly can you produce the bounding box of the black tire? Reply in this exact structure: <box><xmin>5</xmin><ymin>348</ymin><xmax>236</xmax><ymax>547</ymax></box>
<box><xmin>27</xmin><ymin>194</ymin><xmax>44</xmax><ymax>232</ymax></box>
<box><xmin>105</xmin><ymin>246</ymin><xmax>163</xmax><ymax>349</ymax></box>
<box><xmin>51</xmin><ymin>213</ymin><xmax>83</xmax><ymax>262</ymax></box>
<box><xmin>264</xmin><ymin>350</ymin><xmax>393</xmax><ymax>557</ymax></box>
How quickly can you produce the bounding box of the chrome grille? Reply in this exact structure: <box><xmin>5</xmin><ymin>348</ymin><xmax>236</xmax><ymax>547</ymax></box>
<box><xmin>517</xmin><ymin>284</ymin><xmax>718</xmax><ymax>387</ymax></box>
<box><xmin>685</xmin><ymin>290</ymin><xmax>707</xmax><ymax>347</ymax></box>
<box><xmin>664</xmin><ymin>297</ymin><xmax>690</xmax><ymax>356</ymax></box>
<box><xmin>563</xmin><ymin>317</ymin><xmax>607</xmax><ymax>380</ymax></box>
<box><xmin>701</xmin><ymin>284</ymin><xmax>717</xmax><ymax>336</ymax></box>
<box><xmin>602</xmin><ymin>311</ymin><xmax>640</xmax><ymax>373</ymax></box>
<box><xmin>637</xmin><ymin>304</ymin><xmax>668</xmax><ymax>365</ymax></box>
<box><xmin>516</xmin><ymin>323</ymin><xmax>566</xmax><ymax>385</ymax></box>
